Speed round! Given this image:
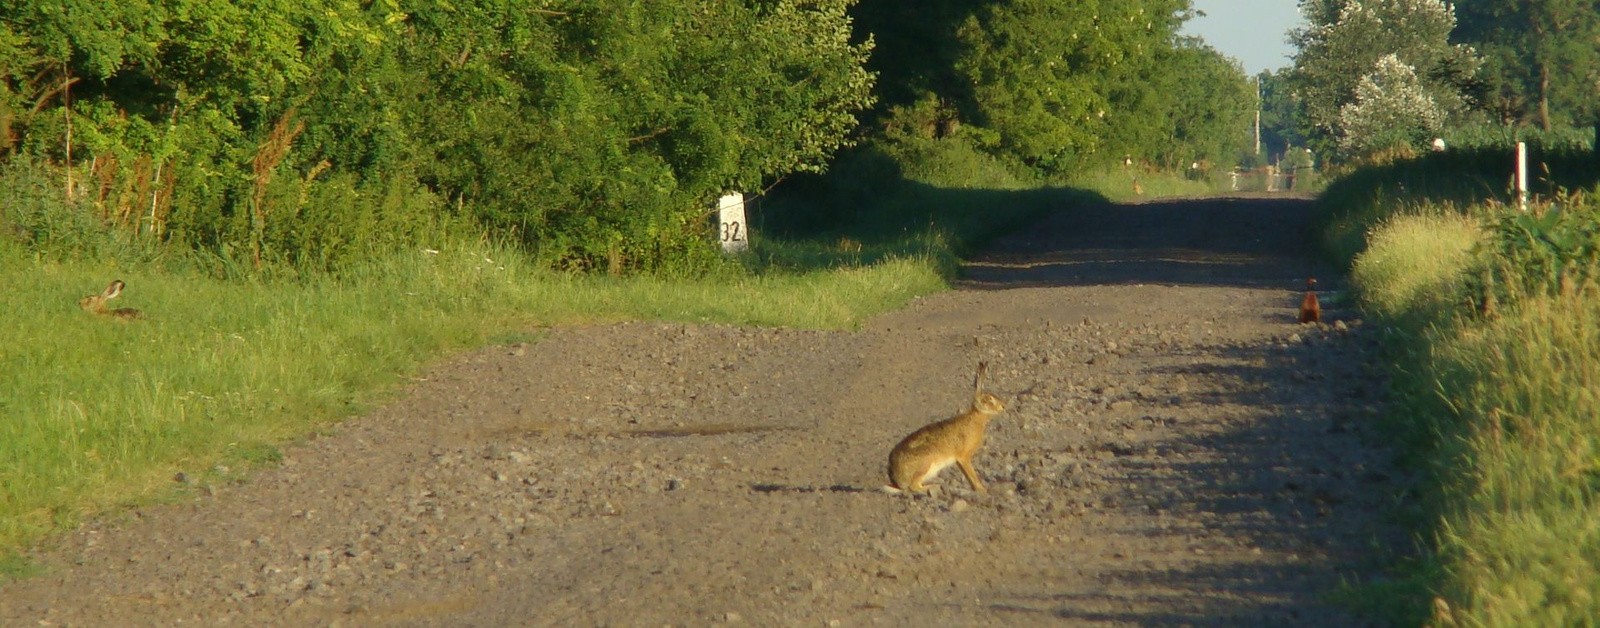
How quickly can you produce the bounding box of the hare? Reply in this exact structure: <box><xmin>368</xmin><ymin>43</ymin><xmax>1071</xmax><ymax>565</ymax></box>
<box><xmin>1298</xmin><ymin>277</ymin><xmax>1321</xmax><ymax>324</ymax></box>
<box><xmin>79</xmin><ymin>280</ymin><xmax>143</xmax><ymax>320</ymax></box>
<box><xmin>885</xmin><ymin>362</ymin><xmax>1005</xmax><ymax>495</ymax></box>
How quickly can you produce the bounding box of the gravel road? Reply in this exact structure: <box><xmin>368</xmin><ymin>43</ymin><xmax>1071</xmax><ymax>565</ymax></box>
<box><xmin>1</xmin><ymin>195</ymin><xmax>1401</xmax><ymax>627</ymax></box>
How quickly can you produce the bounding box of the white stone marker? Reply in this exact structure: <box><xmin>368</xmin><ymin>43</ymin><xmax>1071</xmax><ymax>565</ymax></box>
<box><xmin>718</xmin><ymin>192</ymin><xmax>748</xmax><ymax>253</ymax></box>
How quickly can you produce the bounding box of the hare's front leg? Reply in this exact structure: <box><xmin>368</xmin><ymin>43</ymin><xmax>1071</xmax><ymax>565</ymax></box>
<box><xmin>956</xmin><ymin>457</ymin><xmax>987</xmax><ymax>493</ymax></box>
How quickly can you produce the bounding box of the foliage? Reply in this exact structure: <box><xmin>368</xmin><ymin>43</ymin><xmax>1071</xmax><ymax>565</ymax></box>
<box><xmin>849</xmin><ymin>0</ymin><xmax>978</xmax><ymax>122</ymax></box>
<box><xmin>1314</xmin><ymin>143</ymin><xmax>1595</xmax><ymax>261</ymax></box>
<box><xmin>1348</xmin><ymin>210</ymin><xmax>1481</xmax><ymax>321</ymax></box>
<box><xmin>1290</xmin><ymin>0</ymin><xmax>1481</xmax><ymax>160</ymax></box>
<box><xmin>1454</xmin><ymin>0</ymin><xmax>1600</xmax><ymax>130</ymax></box>
<box><xmin>1143</xmin><ymin>38</ymin><xmax>1256</xmax><ymax>170</ymax></box>
<box><xmin>1475</xmin><ymin>198</ymin><xmax>1600</xmax><ymax>306</ymax></box>
<box><xmin>0</xmin><ymin>0</ymin><xmax>875</xmax><ymax>273</ymax></box>
<box><xmin>5</xmin><ymin>0</ymin><xmax>1268</xmax><ymax>273</ymax></box>
<box><xmin>1443</xmin><ymin>122</ymin><xmax>1597</xmax><ymax>152</ymax></box>
<box><xmin>950</xmin><ymin>0</ymin><xmax>1189</xmax><ymax>173</ymax></box>
<box><xmin>1345</xmin><ymin>205</ymin><xmax>1600</xmax><ymax>628</ymax></box>
<box><xmin>1329</xmin><ymin>143</ymin><xmax>1600</xmax><ymax>625</ymax></box>
<box><xmin>849</xmin><ymin>0</ymin><xmax>1251</xmax><ymax>179</ymax></box>
<box><xmin>1256</xmin><ymin>68</ymin><xmax>1310</xmax><ymax>164</ymax></box>
<box><xmin>0</xmin><ymin>154</ymin><xmax>147</xmax><ymax>263</ymax></box>
<box><xmin>1336</xmin><ymin>54</ymin><xmax>1446</xmax><ymax>155</ymax></box>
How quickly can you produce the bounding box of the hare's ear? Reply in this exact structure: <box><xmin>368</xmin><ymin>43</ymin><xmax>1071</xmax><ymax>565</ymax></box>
<box><xmin>104</xmin><ymin>280</ymin><xmax>125</xmax><ymax>299</ymax></box>
<box><xmin>973</xmin><ymin>361</ymin><xmax>988</xmax><ymax>399</ymax></box>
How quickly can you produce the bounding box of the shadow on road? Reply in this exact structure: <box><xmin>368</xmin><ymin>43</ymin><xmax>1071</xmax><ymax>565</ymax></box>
<box><xmin>958</xmin><ymin>196</ymin><xmax>1336</xmax><ymax>291</ymax></box>
<box><xmin>952</xmin><ymin>194</ymin><xmax>1397</xmax><ymax>627</ymax></box>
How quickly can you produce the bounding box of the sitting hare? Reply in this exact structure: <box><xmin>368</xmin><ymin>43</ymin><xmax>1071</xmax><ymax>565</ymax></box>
<box><xmin>79</xmin><ymin>280</ymin><xmax>143</xmax><ymax>320</ymax></box>
<box><xmin>885</xmin><ymin>362</ymin><xmax>1005</xmax><ymax>495</ymax></box>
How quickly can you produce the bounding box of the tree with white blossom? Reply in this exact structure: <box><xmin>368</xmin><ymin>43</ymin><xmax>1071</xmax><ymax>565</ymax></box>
<box><xmin>1290</xmin><ymin>0</ymin><xmax>1481</xmax><ymax>158</ymax></box>
<box><xmin>1337</xmin><ymin>54</ymin><xmax>1446</xmax><ymax>155</ymax></box>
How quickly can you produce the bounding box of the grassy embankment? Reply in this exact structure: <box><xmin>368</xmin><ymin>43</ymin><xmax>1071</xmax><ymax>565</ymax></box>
<box><xmin>1319</xmin><ymin>145</ymin><xmax>1600</xmax><ymax>626</ymax></box>
<box><xmin>1</xmin><ymin>131</ymin><xmax>1226</xmax><ymax>574</ymax></box>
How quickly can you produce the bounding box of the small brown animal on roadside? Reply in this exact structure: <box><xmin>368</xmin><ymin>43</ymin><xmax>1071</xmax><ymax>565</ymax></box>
<box><xmin>79</xmin><ymin>280</ymin><xmax>143</xmax><ymax>320</ymax></box>
<box><xmin>1298</xmin><ymin>277</ymin><xmax>1321</xmax><ymax>324</ymax></box>
<box><xmin>885</xmin><ymin>362</ymin><xmax>1005</xmax><ymax>495</ymax></box>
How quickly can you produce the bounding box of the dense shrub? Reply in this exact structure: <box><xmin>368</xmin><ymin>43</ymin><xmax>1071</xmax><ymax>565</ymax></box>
<box><xmin>1474</xmin><ymin>199</ymin><xmax>1600</xmax><ymax>309</ymax></box>
<box><xmin>0</xmin><ymin>0</ymin><xmax>874</xmax><ymax>272</ymax></box>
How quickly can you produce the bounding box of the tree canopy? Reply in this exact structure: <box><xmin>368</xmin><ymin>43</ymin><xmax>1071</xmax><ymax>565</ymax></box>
<box><xmin>1289</xmin><ymin>0</ymin><xmax>1481</xmax><ymax>159</ymax></box>
<box><xmin>3</xmin><ymin>0</ymin><xmax>1268</xmax><ymax>271</ymax></box>
<box><xmin>1454</xmin><ymin>0</ymin><xmax>1600</xmax><ymax>130</ymax></box>
<box><xmin>0</xmin><ymin>0</ymin><xmax>874</xmax><ymax>270</ymax></box>
<box><xmin>852</xmin><ymin>0</ymin><xmax>1252</xmax><ymax>177</ymax></box>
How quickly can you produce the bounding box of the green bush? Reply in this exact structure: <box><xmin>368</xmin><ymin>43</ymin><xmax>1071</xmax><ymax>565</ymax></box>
<box><xmin>0</xmin><ymin>156</ymin><xmax>148</xmax><ymax>264</ymax></box>
<box><xmin>1474</xmin><ymin>200</ymin><xmax>1600</xmax><ymax>308</ymax></box>
<box><xmin>1444</xmin><ymin>123</ymin><xmax>1596</xmax><ymax>153</ymax></box>
<box><xmin>0</xmin><ymin>1</ymin><xmax>874</xmax><ymax>273</ymax></box>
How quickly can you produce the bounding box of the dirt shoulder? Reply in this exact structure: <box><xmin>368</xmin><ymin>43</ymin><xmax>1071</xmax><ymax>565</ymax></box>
<box><xmin>1</xmin><ymin>195</ymin><xmax>1399</xmax><ymax>627</ymax></box>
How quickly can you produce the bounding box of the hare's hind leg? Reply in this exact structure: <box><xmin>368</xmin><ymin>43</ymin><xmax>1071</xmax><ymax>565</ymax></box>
<box><xmin>905</xmin><ymin>461</ymin><xmax>946</xmax><ymax>494</ymax></box>
<box><xmin>956</xmin><ymin>457</ymin><xmax>987</xmax><ymax>493</ymax></box>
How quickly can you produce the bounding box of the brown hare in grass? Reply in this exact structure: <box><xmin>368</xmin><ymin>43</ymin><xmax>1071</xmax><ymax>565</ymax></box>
<box><xmin>79</xmin><ymin>280</ymin><xmax>143</xmax><ymax>320</ymax></box>
<box><xmin>1298</xmin><ymin>277</ymin><xmax>1321</xmax><ymax>324</ymax></box>
<box><xmin>885</xmin><ymin>362</ymin><xmax>1005</xmax><ymax>495</ymax></box>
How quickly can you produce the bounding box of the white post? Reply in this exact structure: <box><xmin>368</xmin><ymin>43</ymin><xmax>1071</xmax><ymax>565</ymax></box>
<box><xmin>1516</xmin><ymin>141</ymin><xmax>1528</xmax><ymax>211</ymax></box>
<box><xmin>717</xmin><ymin>193</ymin><xmax>748</xmax><ymax>253</ymax></box>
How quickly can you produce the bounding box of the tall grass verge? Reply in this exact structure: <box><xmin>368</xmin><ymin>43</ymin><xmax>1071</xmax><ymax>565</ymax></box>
<box><xmin>1341</xmin><ymin>179</ymin><xmax>1600</xmax><ymax>625</ymax></box>
<box><xmin>1428</xmin><ymin>279</ymin><xmax>1600</xmax><ymax>626</ymax></box>
<box><xmin>1348</xmin><ymin>211</ymin><xmax>1482</xmax><ymax>322</ymax></box>
<box><xmin>1317</xmin><ymin>145</ymin><xmax>1595</xmax><ymax>262</ymax></box>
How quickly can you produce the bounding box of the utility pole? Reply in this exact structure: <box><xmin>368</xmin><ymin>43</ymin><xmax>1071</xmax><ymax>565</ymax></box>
<box><xmin>1254</xmin><ymin>74</ymin><xmax>1262</xmax><ymax>157</ymax></box>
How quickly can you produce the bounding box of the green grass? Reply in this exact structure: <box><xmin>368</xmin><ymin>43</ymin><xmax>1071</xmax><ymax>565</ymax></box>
<box><xmin>1429</xmin><ymin>282</ymin><xmax>1600</xmax><ymax>626</ymax></box>
<box><xmin>1338</xmin><ymin>184</ymin><xmax>1600</xmax><ymax>626</ymax></box>
<box><xmin>1067</xmin><ymin>166</ymin><xmax>1230</xmax><ymax>201</ymax></box>
<box><xmin>1316</xmin><ymin>145</ymin><xmax>1595</xmax><ymax>263</ymax></box>
<box><xmin>1349</xmin><ymin>211</ymin><xmax>1483</xmax><ymax>322</ymax></box>
<box><xmin>0</xmin><ymin>243</ymin><xmax>944</xmax><ymax>558</ymax></box>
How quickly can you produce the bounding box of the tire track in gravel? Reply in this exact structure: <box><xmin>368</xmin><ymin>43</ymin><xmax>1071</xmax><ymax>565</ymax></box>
<box><xmin>0</xmin><ymin>195</ymin><xmax>1402</xmax><ymax>628</ymax></box>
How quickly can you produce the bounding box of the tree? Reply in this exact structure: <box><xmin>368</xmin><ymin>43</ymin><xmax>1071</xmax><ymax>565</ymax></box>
<box><xmin>1257</xmin><ymin>69</ymin><xmax>1309</xmax><ymax>162</ymax></box>
<box><xmin>1337</xmin><ymin>54</ymin><xmax>1445</xmax><ymax>155</ymax></box>
<box><xmin>849</xmin><ymin>0</ymin><xmax>980</xmax><ymax>126</ymax></box>
<box><xmin>0</xmin><ymin>0</ymin><xmax>877</xmax><ymax>271</ymax></box>
<box><xmin>1144</xmin><ymin>39</ymin><xmax>1254</xmax><ymax>169</ymax></box>
<box><xmin>1455</xmin><ymin>0</ymin><xmax>1600</xmax><ymax>130</ymax></box>
<box><xmin>948</xmin><ymin>0</ymin><xmax>1188</xmax><ymax>174</ymax></box>
<box><xmin>1290</xmin><ymin>0</ymin><xmax>1480</xmax><ymax>158</ymax></box>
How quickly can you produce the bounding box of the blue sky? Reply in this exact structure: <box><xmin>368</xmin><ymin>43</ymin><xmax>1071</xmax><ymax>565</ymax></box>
<box><xmin>1180</xmin><ymin>0</ymin><xmax>1306</xmax><ymax>75</ymax></box>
